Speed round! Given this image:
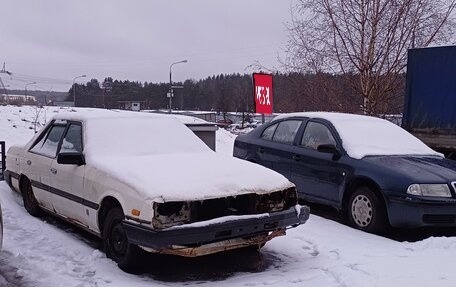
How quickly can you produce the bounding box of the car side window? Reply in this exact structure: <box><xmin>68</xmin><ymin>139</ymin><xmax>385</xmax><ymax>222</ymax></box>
<box><xmin>30</xmin><ymin>125</ymin><xmax>66</xmax><ymax>158</ymax></box>
<box><xmin>301</xmin><ymin>121</ymin><xmax>336</xmax><ymax>150</ymax></box>
<box><xmin>60</xmin><ymin>124</ymin><xmax>83</xmax><ymax>153</ymax></box>
<box><xmin>261</xmin><ymin>123</ymin><xmax>278</xmax><ymax>140</ymax></box>
<box><xmin>272</xmin><ymin>120</ymin><xmax>302</xmax><ymax>144</ymax></box>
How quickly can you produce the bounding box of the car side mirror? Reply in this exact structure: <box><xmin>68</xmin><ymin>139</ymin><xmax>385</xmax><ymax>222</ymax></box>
<box><xmin>317</xmin><ymin>144</ymin><xmax>341</xmax><ymax>160</ymax></box>
<box><xmin>57</xmin><ymin>152</ymin><xmax>86</xmax><ymax>166</ymax></box>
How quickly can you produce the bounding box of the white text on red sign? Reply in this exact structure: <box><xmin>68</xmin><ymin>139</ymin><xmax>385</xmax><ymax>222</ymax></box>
<box><xmin>256</xmin><ymin>86</ymin><xmax>271</xmax><ymax>106</ymax></box>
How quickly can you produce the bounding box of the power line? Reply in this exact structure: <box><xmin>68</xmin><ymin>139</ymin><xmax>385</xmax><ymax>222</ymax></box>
<box><xmin>8</xmin><ymin>73</ymin><xmax>72</xmax><ymax>84</ymax></box>
<box><xmin>1</xmin><ymin>62</ymin><xmax>74</xmax><ymax>85</ymax></box>
<box><xmin>4</xmin><ymin>42</ymin><xmax>286</xmax><ymax>68</ymax></box>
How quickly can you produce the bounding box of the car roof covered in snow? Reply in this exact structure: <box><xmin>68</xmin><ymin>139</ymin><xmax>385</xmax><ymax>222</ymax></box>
<box><xmin>49</xmin><ymin>108</ymin><xmax>211</xmax><ymax>157</ymax></box>
<box><xmin>52</xmin><ymin>108</ymin><xmax>210</xmax><ymax>125</ymax></box>
<box><xmin>274</xmin><ymin>112</ymin><xmax>442</xmax><ymax>159</ymax></box>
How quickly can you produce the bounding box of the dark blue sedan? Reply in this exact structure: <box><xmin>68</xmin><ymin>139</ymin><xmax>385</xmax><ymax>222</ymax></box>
<box><xmin>234</xmin><ymin>112</ymin><xmax>456</xmax><ymax>233</ymax></box>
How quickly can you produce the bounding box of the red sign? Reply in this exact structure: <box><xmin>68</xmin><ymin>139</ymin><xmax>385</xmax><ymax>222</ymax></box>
<box><xmin>253</xmin><ymin>73</ymin><xmax>273</xmax><ymax>114</ymax></box>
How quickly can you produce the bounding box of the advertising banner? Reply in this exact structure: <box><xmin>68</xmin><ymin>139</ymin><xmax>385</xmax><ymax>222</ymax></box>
<box><xmin>253</xmin><ymin>73</ymin><xmax>273</xmax><ymax>114</ymax></box>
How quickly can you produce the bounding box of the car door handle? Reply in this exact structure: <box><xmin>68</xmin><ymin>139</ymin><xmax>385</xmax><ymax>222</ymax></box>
<box><xmin>292</xmin><ymin>155</ymin><xmax>301</xmax><ymax>162</ymax></box>
<box><xmin>26</xmin><ymin>160</ymin><xmax>32</xmax><ymax>165</ymax></box>
<box><xmin>258</xmin><ymin>147</ymin><xmax>265</xmax><ymax>153</ymax></box>
<box><xmin>50</xmin><ymin>168</ymin><xmax>57</xmax><ymax>175</ymax></box>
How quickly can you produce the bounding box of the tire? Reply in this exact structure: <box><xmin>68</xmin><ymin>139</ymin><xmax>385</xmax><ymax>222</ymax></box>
<box><xmin>102</xmin><ymin>207</ymin><xmax>142</xmax><ymax>272</ymax></box>
<box><xmin>21</xmin><ymin>178</ymin><xmax>43</xmax><ymax>217</ymax></box>
<box><xmin>348</xmin><ymin>186</ymin><xmax>387</xmax><ymax>233</ymax></box>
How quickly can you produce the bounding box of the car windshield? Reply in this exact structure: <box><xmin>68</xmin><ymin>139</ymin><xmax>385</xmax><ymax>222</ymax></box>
<box><xmin>328</xmin><ymin>115</ymin><xmax>441</xmax><ymax>159</ymax></box>
<box><xmin>84</xmin><ymin>117</ymin><xmax>210</xmax><ymax>158</ymax></box>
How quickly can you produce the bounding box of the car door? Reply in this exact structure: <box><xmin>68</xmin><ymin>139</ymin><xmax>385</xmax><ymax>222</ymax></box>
<box><xmin>291</xmin><ymin>120</ymin><xmax>347</xmax><ymax>204</ymax></box>
<box><xmin>255</xmin><ymin>119</ymin><xmax>303</xmax><ymax>178</ymax></box>
<box><xmin>50</xmin><ymin>122</ymin><xmax>88</xmax><ymax>226</ymax></box>
<box><xmin>25</xmin><ymin>122</ymin><xmax>67</xmax><ymax>211</ymax></box>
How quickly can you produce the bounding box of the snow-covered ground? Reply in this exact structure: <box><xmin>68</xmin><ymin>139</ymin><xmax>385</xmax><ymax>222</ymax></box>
<box><xmin>1</xmin><ymin>106</ymin><xmax>456</xmax><ymax>287</ymax></box>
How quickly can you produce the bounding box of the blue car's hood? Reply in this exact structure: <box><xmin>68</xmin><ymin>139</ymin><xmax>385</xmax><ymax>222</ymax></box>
<box><xmin>364</xmin><ymin>156</ymin><xmax>456</xmax><ymax>183</ymax></box>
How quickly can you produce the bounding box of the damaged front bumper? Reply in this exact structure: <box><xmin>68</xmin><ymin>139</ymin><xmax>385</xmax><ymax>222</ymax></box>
<box><xmin>123</xmin><ymin>205</ymin><xmax>310</xmax><ymax>256</ymax></box>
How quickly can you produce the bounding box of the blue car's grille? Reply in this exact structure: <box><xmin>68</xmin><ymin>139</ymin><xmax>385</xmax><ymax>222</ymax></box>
<box><xmin>422</xmin><ymin>214</ymin><xmax>455</xmax><ymax>224</ymax></box>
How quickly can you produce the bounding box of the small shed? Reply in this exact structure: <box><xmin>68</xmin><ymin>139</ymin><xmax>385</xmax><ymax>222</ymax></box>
<box><xmin>131</xmin><ymin>102</ymin><xmax>140</xmax><ymax>111</ymax></box>
<box><xmin>186</xmin><ymin>123</ymin><xmax>218</xmax><ymax>151</ymax></box>
<box><xmin>118</xmin><ymin>101</ymin><xmax>145</xmax><ymax>111</ymax></box>
<box><xmin>179</xmin><ymin>111</ymin><xmax>216</xmax><ymax>122</ymax></box>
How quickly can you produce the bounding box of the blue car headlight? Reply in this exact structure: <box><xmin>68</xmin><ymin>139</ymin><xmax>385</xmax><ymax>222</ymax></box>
<box><xmin>407</xmin><ymin>184</ymin><xmax>452</xmax><ymax>197</ymax></box>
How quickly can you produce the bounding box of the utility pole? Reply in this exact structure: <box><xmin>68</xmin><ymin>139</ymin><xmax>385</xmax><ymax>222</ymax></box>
<box><xmin>0</xmin><ymin>62</ymin><xmax>11</xmax><ymax>75</ymax></box>
<box><xmin>0</xmin><ymin>63</ymin><xmax>12</xmax><ymax>98</ymax></box>
<box><xmin>0</xmin><ymin>78</ymin><xmax>8</xmax><ymax>97</ymax></box>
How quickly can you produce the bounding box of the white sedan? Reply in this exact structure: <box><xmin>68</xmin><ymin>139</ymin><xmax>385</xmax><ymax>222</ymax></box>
<box><xmin>4</xmin><ymin>109</ymin><xmax>309</xmax><ymax>271</ymax></box>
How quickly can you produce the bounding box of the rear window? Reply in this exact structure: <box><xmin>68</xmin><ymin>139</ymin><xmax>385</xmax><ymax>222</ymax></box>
<box><xmin>261</xmin><ymin>123</ymin><xmax>278</xmax><ymax>140</ymax></box>
<box><xmin>272</xmin><ymin>120</ymin><xmax>301</xmax><ymax>144</ymax></box>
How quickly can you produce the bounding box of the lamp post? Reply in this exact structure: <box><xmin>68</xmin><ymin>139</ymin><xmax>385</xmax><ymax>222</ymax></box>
<box><xmin>25</xmin><ymin>82</ymin><xmax>36</xmax><ymax>100</ymax></box>
<box><xmin>73</xmin><ymin>74</ymin><xmax>86</xmax><ymax>107</ymax></box>
<box><xmin>169</xmin><ymin>60</ymin><xmax>187</xmax><ymax>113</ymax></box>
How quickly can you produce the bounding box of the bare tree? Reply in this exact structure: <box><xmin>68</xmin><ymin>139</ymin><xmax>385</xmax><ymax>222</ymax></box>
<box><xmin>284</xmin><ymin>0</ymin><xmax>456</xmax><ymax>114</ymax></box>
<box><xmin>32</xmin><ymin>105</ymin><xmax>45</xmax><ymax>133</ymax></box>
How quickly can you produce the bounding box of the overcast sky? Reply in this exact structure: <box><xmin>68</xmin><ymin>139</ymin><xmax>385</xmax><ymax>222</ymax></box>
<box><xmin>0</xmin><ymin>0</ymin><xmax>293</xmax><ymax>92</ymax></box>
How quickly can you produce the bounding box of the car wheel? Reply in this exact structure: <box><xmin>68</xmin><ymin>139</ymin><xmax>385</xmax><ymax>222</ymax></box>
<box><xmin>102</xmin><ymin>207</ymin><xmax>142</xmax><ymax>271</ymax></box>
<box><xmin>348</xmin><ymin>186</ymin><xmax>387</xmax><ymax>233</ymax></box>
<box><xmin>21</xmin><ymin>178</ymin><xmax>43</xmax><ymax>217</ymax></box>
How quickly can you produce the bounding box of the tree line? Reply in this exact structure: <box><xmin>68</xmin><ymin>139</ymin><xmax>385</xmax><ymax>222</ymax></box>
<box><xmin>283</xmin><ymin>0</ymin><xmax>455</xmax><ymax>115</ymax></box>
<box><xmin>66</xmin><ymin>72</ymin><xmax>404</xmax><ymax>115</ymax></box>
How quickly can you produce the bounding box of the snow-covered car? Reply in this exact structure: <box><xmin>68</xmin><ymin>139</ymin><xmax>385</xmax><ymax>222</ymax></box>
<box><xmin>234</xmin><ymin>112</ymin><xmax>456</xmax><ymax>233</ymax></box>
<box><xmin>216</xmin><ymin>118</ymin><xmax>234</xmax><ymax>125</ymax></box>
<box><xmin>4</xmin><ymin>109</ymin><xmax>309</xmax><ymax>270</ymax></box>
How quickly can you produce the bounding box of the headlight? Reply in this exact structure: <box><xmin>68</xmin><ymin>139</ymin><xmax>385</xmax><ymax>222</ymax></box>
<box><xmin>153</xmin><ymin>201</ymin><xmax>190</xmax><ymax>229</ymax></box>
<box><xmin>407</xmin><ymin>184</ymin><xmax>452</xmax><ymax>197</ymax></box>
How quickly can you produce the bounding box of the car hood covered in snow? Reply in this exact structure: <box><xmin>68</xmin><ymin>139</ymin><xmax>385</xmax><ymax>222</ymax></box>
<box><xmin>51</xmin><ymin>110</ymin><xmax>294</xmax><ymax>201</ymax></box>
<box><xmin>88</xmin><ymin>152</ymin><xmax>295</xmax><ymax>202</ymax></box>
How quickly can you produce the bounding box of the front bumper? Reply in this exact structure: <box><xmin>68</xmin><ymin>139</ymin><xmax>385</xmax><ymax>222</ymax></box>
<box><xmin>387</xmin><ymin>195</ymin><xmax>456</xmax><ymax>227</ymax></box>
<box><xmin>123</xmin><ymin>205</ymin><xmax>310</xmax><ymax>251</ymax></box>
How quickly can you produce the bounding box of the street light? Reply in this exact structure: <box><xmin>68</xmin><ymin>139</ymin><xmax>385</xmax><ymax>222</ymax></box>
<box><xmin>169</xmin><ymin>60</ymin><xmax>187</xmax><ymax>113</ymax></box>
<box><xmin>73</xmin><ymin>74</ymin><xmax>87</xmax><ymax>107</ymax></box>
<box><xmin>25</xmin><ymin>81</ymin><xmax>36</xmax><ymax>98</ymax></box>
